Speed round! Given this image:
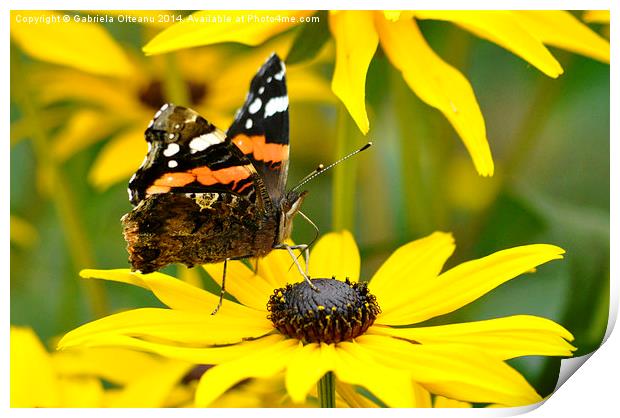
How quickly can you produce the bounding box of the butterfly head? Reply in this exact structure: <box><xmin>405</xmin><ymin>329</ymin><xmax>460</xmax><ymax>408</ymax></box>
<box><xmin>277</xmin><ymin>190</ymin><xmax>308</xmax><ymax>242</ymax></box>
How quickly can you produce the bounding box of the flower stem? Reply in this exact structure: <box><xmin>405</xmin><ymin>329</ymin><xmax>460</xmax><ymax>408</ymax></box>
<box><xmin>332</xmin><ymin>105</ymin><xmax>359</xmax><ymax>231</ymax></box>
<box><xmin>318</xmin><ymin>371</ymin><xmax>336</xmax><ymax>408</ymax></box>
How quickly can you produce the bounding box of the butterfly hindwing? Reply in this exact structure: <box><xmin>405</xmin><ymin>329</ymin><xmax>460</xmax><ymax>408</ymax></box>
<box><xmin>227</xmin><ymin>53</ymin><xmax>290</xmax><ymax>206</ymax></box>
<box><xmin>128</xmin><ymin>103</ymin><xmax>262</xmax><ymax>208</ymax></box>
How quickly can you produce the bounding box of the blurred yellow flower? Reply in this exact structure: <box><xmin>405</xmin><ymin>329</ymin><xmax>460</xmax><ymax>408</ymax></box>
<box><xmin>11</xmin><ymin>10</ymin><xmax>332</xmax><ymax>191</ymax></box>
<box><xmin>10</xmin><ymin>326</ymin><xmax>193</xmax><ymax>407</ymax></box>
<box><xmin>582</xmin><ymin>10</ymin><xmax>610</xmax><ymax>24</ymax></box>
<box><xmin>10</xmin><ymin>215</ymin><xmax>39</xmax><ymax>249</ymax></box>
<box><xmin>143</xmin><ymin>10</ymin><xmax>609</xmax><ymax>177</ymax></box>
<box><xmin>60</xmin><ymin>231</ymin><xmax>574</xmax><ymax>407</ymax></box>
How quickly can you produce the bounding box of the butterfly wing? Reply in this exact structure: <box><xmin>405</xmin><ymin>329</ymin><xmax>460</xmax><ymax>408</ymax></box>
<box><xmin>227</xmin><ymin>53</ymin><xmax>290</xmax><ymax>206</ymax></box>
<box><xmin>128</xmin><ymin>103</ymin><xmax>269</xmax><ymax>211</ymax></box>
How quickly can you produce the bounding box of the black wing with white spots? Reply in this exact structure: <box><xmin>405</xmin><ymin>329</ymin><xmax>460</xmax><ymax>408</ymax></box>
<box><xmin>128</xmin><ymin>104</ymin><xmax>263</xmax><ymax>208</ymax></box>
<box><xmin>227</xmin><ymin>53</ymin><xmax>290</xmax><ymax>206</ymax></box>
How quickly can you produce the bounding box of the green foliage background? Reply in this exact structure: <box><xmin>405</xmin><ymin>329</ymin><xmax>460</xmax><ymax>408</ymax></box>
<box><xmin>10</xmin><ymin>12</ymin><xmax>609</xmax><ymax>399</ymax></box>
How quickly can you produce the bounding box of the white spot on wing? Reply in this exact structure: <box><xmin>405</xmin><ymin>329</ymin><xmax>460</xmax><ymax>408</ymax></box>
<box><xmin>129</xmin><ymin>173</ymin><xmax>136</xmax><ymax>182</ymax></box>
<box><xmin>248</xmin><ymin>98</ymin><xmax>262</xmax><ymax>114</ymax></box>
<box><xmin>147</xmin><ymin>142</ymin><xmax>152</xmax><ymax>152</ymax></box>
<box><xmin>168</xmin><ymin>160</ymin><xmax>178</xmax><ymax>168</ymax></box>
<box><xmin>264</xmin><ymin>96</ymin><xmax>289</xmax><ymax>118</ymax></box>
<box><xmin>258</xmin><ymin>86</ymin><xmax>265</xmax><ymax>95</ymax></box>
<box><xmin>189</xmin><ymin>132</ymin><xmax>224</xmax><ymax>153</ymax></box>
<box><xmin>245</xmin><ymin>118</ymin><xmax>253</xmax><ymax>129</ymax></box>
<box><xmin>274</xmin><ymin>61</ymin><xmax>286</xmax><ymax>80</ymax></box>
<box><xmin>163</xmin><ymin>143</ymin><xmax>180</xmax><ymax>157</ymax></box>
<box><xmin>154</xmin><ymin>110</ymin><xmax>162</xmax><ymax>119</ymax></box>
<box><xmin>127</xmin><ymin>188</ymin><xmax>132</xmax><ymax>201</ymax></box>
<box><xmin>147</xmin><ymin>119</ymin><xmax>154</xmax><ymax>128</ymax></box>
<box><xmin>161</xmin><ymin>103</ymin><xmax>169</xmax><ymax>111</ymax></box>
<box><xmin>267</xmin><ymin>76</ymin><xmax>272</xmax><ymax>83</ymax></box>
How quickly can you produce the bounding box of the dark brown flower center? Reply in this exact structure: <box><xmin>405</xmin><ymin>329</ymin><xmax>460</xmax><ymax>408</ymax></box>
<box><xmin>267</xmin><ymin>278</ymin><xmax>381</xmax><ymax>344</ymax></box>
<box><xmin>138</xmin><ymin>79</ymin><xmax>208</xmax><ymax>110</ymax></box>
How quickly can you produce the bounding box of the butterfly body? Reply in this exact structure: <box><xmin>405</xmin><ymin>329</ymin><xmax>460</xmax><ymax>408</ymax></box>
<box><xmin>122</xmin><ymin>54</ymin><xmax>306</xmax><ymax>274</ymax></box>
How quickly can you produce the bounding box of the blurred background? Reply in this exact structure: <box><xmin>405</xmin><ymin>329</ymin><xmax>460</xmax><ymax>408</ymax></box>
<box><xmin>10</xmin><ymin>10</ymin><xmax>609</xmax><ymax>399</ymax></box>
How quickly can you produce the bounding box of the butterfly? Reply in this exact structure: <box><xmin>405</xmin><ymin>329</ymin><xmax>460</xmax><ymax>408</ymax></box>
<box><xmin>122</xmin><ymin>54</ymin><xmax>312</xmax><ymax>311</ymax></box>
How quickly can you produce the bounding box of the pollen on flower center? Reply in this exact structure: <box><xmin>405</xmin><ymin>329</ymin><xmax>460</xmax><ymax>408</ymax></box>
<box><xmin>267</xmin><ymin>278</ymin><xmax>381</xmax><ymax>344</ymax></box>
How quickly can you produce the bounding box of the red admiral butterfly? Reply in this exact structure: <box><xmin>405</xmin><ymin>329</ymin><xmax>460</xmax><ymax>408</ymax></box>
<box><xmin>122</xmin><ymin>53</ymin><xmax>370</xmax><ymax>313</ymax></box>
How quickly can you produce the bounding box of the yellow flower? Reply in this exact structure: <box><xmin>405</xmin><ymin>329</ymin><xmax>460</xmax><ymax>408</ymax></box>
<box><xmin>582</xmin><ymin>10</ymin><xmax>610</xmax><ymax>24</ymax></box>
<box><xmin>143</xmin><ymin>10</ymin><xmax>609</xmax><ymax>177</ymax></box>
<box><xmin>10</xmin><ymin>10</ymin><xmax>331</xmax><ymax>190</ymax></box>
<box><xmin>59</xmin><ymin>231</ymin><xmax>575</xmax><ymax>408</ymax></box>
<box><xmin>10</xmin><ymin>326</ymin><xmax>193</xmax><ymax>407</ymax></box>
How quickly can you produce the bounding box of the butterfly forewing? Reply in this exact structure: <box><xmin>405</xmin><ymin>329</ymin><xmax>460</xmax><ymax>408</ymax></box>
<box><xmin>227</xmin><ymin>53</ymin><xmax>290</xmax><ymax>206</ymax></box>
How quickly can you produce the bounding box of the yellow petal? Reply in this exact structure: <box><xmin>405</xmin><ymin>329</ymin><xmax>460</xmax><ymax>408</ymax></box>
<box><xmin>105</xmin><ymin>361</ymin><xmax>192</xmax><ymax>407</ymax></box>
<box><xmin>333</xmin><ymin>342</ymin><xmax>415</xmax><ymax>407</ymax></box>
<box><xmin>176</xmin><ymin>265</ymin><xmax>204</xmax><ymax>288</ymax></box>
<box><xmin>369</xmin><ymin>231</ymin><xmax>455</xmax><ymax>311</ymax></box>
<box><xmin>59</xmin><ymin>308</ymin><xmax>272</xmax><ymax>348</ymax></box>
<box><xmin>10</xmin><ymin>11</ymin><xmax>135</xmax><ymax>77</ymax></box>
<box><xmin>414</xmin><ymin>10</ymin><xmax>563</xmax><ymax>78</ymax></box>
<box><xmin>256</xmin><ymin>240</ymin><xmax>307</xmax><ymax>288</ymax></box>
<box><xmin>52</xmin><ymin>346</ymin><xmax>170</xmax><ymax>386</ymax></box>
<box><xmin>336</xmin><ymin>381</ymin><xmax>383</xmax><ymax>407</ymax></box>
<box><xmin>376</xmin><ymin>16</ymin><xmax>493</xmax><ymax>176</ymax></box>
<box><xmin>203</xmin><ymin>261</ymin><xmax>274</xmax><ymax>311</ymax></box>
<box><xmin>58</xmin><ymin>377</ymin><xmax>104</xmax><ymax>407</ymax></box>
<box><xmin>195</xmin><ymin>338</ymin><xmax>299</xmax><ymax>407</ymax></box>
<box><xmin>143</xmin><ymin>11</ymin><xmax>310</xmax><ymax>55</ymax></box>
<box><xmin>309</xmin><ymin>230</ymin><xmax>360</xmax><ymax>281</ymax></box>
<box><xmin>378</xmin><ymin>244</ymin><xmax>565</xmax><ymax>325</ymax></box>
<box><xmin>59</xmin><ymin>333</ymin><xmax>287</xmax><ymax>365</ymax></box>
<box><xmin>11</xmin><ymin>326</ymin><xmax>61</xmax><ymax>407</ymax></box>
<box><xmin>88</xmin><ymin>127</ymin><xmax>146</xmax><ymax>190</ymax></box>
<box><xmin>52</xmin><ymin>109</ymin><xmax>123</xmax><ymax>161</ymax></box>
<box><xmin>32</xmin><ymin>69</ymin><xmax>141</xmax><ymax>112</ymax></box>
<box><xmin>80</xmin><ymin>269</ymin><xmax>253</xmax><ymax>317</ymax></box>
<box><xmin>358</xmin><ymin>334</ymin><xmax>542</xmax><ymax>406</ymax></box>
<box><xmin>10</xmin><ymin>215</ymin><xmax>39</xmax><ymax>249</ymax></box>
<box><xmin>329</xmin><ymin>11</ymin><xmax>378</xmax><ymax>134</ymax></box>
<box><xmin>512</xmin><ymin>11</ymin><xmax>610</xmax><ymax>63</ymax></box>
<box><xmin>285</xmin><ymin>343</ymin><xmax>337</xmax><ymax>403</ymax></box>
<box><xmin>582</xmin><ymin>10</ymin><xmax>610</xmax><ymax>24</ymax></box>
<box><xmin>371</xmin><ymin>315</ymin><xmax>576</xmax><ymax>360</ymax></box>
<box><xmin>434</xmin><ymin>395</ymin><xmax>472</xmax><ymax>408</ymax></box>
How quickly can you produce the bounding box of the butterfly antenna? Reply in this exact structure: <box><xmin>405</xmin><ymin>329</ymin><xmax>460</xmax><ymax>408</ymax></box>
<box><xmin>291</xmin><ymin>141</ymin><xmax>373</xmax><ymax>192</ymax></box>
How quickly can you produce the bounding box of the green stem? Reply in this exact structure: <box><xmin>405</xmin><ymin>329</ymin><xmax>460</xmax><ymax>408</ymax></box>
<box><xmin>13</xmin><ymin>52</ymin><xmax>108</xmax><ymax>319</ymax></box>
<box><xmin>163</xmin><ymin>53</ymin><xmax>190</xmax><ymax>105</ymax></box>
<box><xmin>331</xmin><ymin>105</ymin><xmax>358</xmax><ymax>231</ymax></box>
<box><xmin>318</xmin><ymin>372</ymin><xmax>336</xmax><ymax>408</ymax></box>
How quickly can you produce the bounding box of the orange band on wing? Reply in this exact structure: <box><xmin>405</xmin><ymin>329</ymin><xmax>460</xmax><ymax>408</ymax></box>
<box><xmin>148</xmin><ymin>165</ymin><xmax>252</xmax><ymax>195</ymax></box>
<box><xmin>153</xmin><ymin>172</ymin><xmax>195</xmax><ymax>187</ymax></box>
<box><xmin>146</xmin><ymin>185</ymin><xmax>172</xmax><ymax>195</ymax></box>
<box><xmin>232</xmin><ymin>134</ymin><xmax>288</xmax><ymax>164</ymax></box>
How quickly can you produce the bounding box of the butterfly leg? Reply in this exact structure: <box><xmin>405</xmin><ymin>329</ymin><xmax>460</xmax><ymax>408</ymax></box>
<box><xmin>275</xmin><ymin>244</ymin><xmax>318</xmax><ymax>291</ymax></box>
<box><xmin>284</xmin><ymin>244</ymin><xmax>310</xmax><ymax>275</ymax></box>
<box><xmin>211</xmin><ymin>258</ymin><xmax>229</xmax><ymax>315</ymax></box>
